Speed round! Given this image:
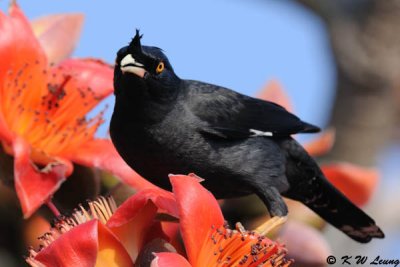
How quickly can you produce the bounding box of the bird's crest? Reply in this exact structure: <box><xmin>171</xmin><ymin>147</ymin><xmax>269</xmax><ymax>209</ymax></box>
<box><xmin>129</xmin><ymin>29</ymin><xmax>143</xmax><ymax>52</ymax></box>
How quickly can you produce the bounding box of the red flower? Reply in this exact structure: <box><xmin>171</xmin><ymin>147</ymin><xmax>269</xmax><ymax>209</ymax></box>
<box><xmin>27</xmin><ymin>175</ymin><xmax>290</xmax><ymax>267</ymax></box>
<box><xmin>26</xmin><ymin>189</ymin><xmax>177</xmax><ymax>266</ymax></box>
<box><xmin>151</xmin><ymin>175</ymin><xmax>291</xmax><ymax>267</ymax></box>
<box><xmin>0</xmin><ymin>4</ymin><xmax>153</xmax><ymax>218</ymax></box>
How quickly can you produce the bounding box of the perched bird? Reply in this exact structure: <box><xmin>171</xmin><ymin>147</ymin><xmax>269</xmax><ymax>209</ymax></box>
<box><xmin>110</xmin><ymin>30</ymin><xmax>384</xmax><ymax>243</ymax></box>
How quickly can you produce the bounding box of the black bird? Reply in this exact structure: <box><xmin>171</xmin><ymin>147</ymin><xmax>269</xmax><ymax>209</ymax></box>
<box><xmin>110</xmin><ymin>30</ymin><xmax>384</xmax><ymax>243</ymax></box>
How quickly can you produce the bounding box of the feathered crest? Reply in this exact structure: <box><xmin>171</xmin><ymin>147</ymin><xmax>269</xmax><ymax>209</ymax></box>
<box><xmin>129</xmin><ymin>29</ymin><xmax>143</xmax><ymax>51</ymax></box>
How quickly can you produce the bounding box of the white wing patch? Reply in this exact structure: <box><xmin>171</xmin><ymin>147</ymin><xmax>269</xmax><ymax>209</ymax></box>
<box><xmin>249</xmin><ymin>129</ymin><xmax>273</xmax><ymax>137</ymax></box>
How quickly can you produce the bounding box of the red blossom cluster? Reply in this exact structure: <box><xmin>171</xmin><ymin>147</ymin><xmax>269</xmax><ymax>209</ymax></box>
<box><xmin>0</xmin><ymin>3</ymin><xmax>153</xmax><ymax>218</ymax></box>
<box><xmin>26</xmin><ymin>174</ymin><xmax>291</xmax><ymax>266</ymax></box>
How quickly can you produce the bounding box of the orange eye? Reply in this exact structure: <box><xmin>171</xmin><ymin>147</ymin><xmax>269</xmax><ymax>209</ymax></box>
<box><xmin>156</xmin><ymin>62</ymin><xmax>165</xmax><ymax>74</ymax></box>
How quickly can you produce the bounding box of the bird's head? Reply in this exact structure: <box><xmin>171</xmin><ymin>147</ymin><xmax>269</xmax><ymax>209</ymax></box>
<box><xmin>114</xmin><ymin>30</ymin><xmax>180</xmax><ymax>101</ymax></box>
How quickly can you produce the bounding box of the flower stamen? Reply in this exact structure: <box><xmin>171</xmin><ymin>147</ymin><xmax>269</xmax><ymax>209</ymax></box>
<box><xmin>197</xmin><ymin>222</ymin><xmax>292</xmax><ymax>267</ymax></box>
<box><xmin>26</xmin><ymin>196</ymin><xmax>117</xmax><ymax>266</ymax></box>
<box><xmin>2</xmin><ymin>62</ymin><xmax>108</xmax><ymax>161</ymax></box>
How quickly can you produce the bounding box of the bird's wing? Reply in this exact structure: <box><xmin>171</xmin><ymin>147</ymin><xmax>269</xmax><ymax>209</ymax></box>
<box><xmin>184</xmin><ymin>80</ymin><xmax>320</xmax><ymax>139</ymax></box>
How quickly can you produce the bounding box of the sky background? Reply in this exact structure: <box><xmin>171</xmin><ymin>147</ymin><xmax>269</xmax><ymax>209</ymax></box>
<box><xmin>3</xmin><ymin>0</ymin><xmax>399</xmax><ymax>258</ymax></box>
<box><xmin>0</xmin><ymin>0</ymin><xmax>336</xmax><ymax>139</ymax></box>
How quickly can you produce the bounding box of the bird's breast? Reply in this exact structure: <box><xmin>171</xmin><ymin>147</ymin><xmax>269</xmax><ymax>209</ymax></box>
<box><xmin>110</xmin><ymin>110</ymin><xmax>201</xmax><ymax>185</ymax></box>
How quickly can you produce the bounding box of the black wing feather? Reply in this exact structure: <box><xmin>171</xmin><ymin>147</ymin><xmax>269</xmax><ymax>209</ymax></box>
<box><xmin>183</xmin><ymin>80</ymin><xmax>320</xmax><ymax>139</ymax></box>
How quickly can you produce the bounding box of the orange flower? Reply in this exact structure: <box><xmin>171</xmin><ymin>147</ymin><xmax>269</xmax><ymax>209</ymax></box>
<box><xmin>151</xmin><ymin>175</ymin><xmax>291</xmax><ymax>267</ymax></box>
<box><xmin>0</xmin><ymin>4</ymin><xmax>153</xmax><ymax>218</ymax></box>
<box><xmin>257</xmin><ymin>81</ymin><xmax>379</xmax><ymax>206</ymax></box>
<box><xmin>26</xmin><ymin>175</ymin><xmax>290</xmax><ymax>267</ymax></box>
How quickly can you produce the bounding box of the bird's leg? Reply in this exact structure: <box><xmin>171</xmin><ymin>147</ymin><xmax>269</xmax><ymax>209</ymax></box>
<box><xmin>257</xmin><ymin>186</ymin><xmax>288</xmax><ymax>217</ymax></box>
<box><xmin>254</xmin><ymin>187</ymin><xmax>288</xmax><ymax>236</ymax></box>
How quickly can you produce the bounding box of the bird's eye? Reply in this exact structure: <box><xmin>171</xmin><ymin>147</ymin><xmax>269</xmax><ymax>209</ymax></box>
<box><xmin>156</xmin><ymin>62</ymin><xmax>165</xmax><ymax>74</ymax></box>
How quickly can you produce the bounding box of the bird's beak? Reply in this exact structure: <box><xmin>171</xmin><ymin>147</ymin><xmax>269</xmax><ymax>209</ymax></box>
<box><xmin>120</xmin><ymin>54</ymin><xmax>146</xmax><ymax>78</ymax></box>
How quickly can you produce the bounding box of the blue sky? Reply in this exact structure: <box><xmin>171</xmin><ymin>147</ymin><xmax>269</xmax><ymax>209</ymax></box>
<box><xmin>0</xmin><ymin>0</ymin><xmax>336</xmax><ymax>137</ymax></box>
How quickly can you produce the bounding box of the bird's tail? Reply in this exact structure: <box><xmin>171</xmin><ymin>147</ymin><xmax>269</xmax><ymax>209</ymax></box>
<box><xmin>280</xmin><ymin>138</ymin><xmax>384</xmax><ymax>243</ymax></box>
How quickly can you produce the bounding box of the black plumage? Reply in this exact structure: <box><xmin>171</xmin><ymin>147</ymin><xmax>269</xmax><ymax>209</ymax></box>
<box><xmin>110</xmin><ymin>30</ymin><xmax>384</xmax><ymax>243</ymax></box>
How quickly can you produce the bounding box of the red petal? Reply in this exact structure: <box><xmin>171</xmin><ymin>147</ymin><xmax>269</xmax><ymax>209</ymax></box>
<box><xmin>161</xmin><ymin>222</ymin><xmax>184</xmax><ymax>255</ymax></box>
<box><xmin>57</xmin><ymin>58</ymin><xmax>113</xmax><ymax>99</ymax></box>
<box><xmin>108</xmin><ymin>201</ymin><xmax>158</xmax><ymax>263</ymax></box>
<box><xmin>107</xmin><ymin>188</ymin><xmax>178</xmax><ymax>228</ymax></box>
<box><xmin>151</xmin><ymin>252</ymin><xmax>192</xmax><ymax>267</ymax></box>
<box><xmin>12</xmin><ymin>137</ymin><xmax>72</xmax><ymax>218</ymax></box>
<box><xmin>107</xmin><ymin>186</ymin><xmax>178</xmax><ymax>262</ymax></box>
<box><xmin>0</xmin><ymin>4</ymin><xmax>46</xmax><ymax>80</ymax></box>
<box><xmin>322</xmin><ymin>163</ymin><xmax>379</xmax><ymax>206</ymax></box>
<box><xmin>66</xmin><ymin>139</ymin><xmax>156</xmax><ymax>190</ymax></box>
<box><xmin>34</xmin><ymin>220</ymin><xmax>133</xmax><ymax>267</ymax></box>
<box><xmin>0</xmin><ymin>4</ymin><xmax>47</xmax><ymax>139</ymax></box>
<box><xmin>31</xmin><ymin>13</ymin><xmax>84</xmax><ymax>64</ymax></box>
<box><xmin>34</xmin><ymin>220</ymin><xmax>99</xmax><ymax>267</ymax></box>
<box><xmin>96</xmin><ymin>222</ymin><xmax>134</xmax><ymax>267</ymax></box>
<box><xmin>43</xmin><ymin>59</ymin><xmax>114</xmax><ymax>124</ymax></box>
<box><xmin>303</xmin><ymin>129</ymin><xmax>335</xmax><ymax>157</ymax></box>
<box><xmin>170</xmin><ymin>174</ymin><xmax>224</xmax><ymax>264</ymax></box>
<box><xmin>256</xmin><ymin>80</ymin><xmax>293</xmax><ymax>112</ymax></box>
